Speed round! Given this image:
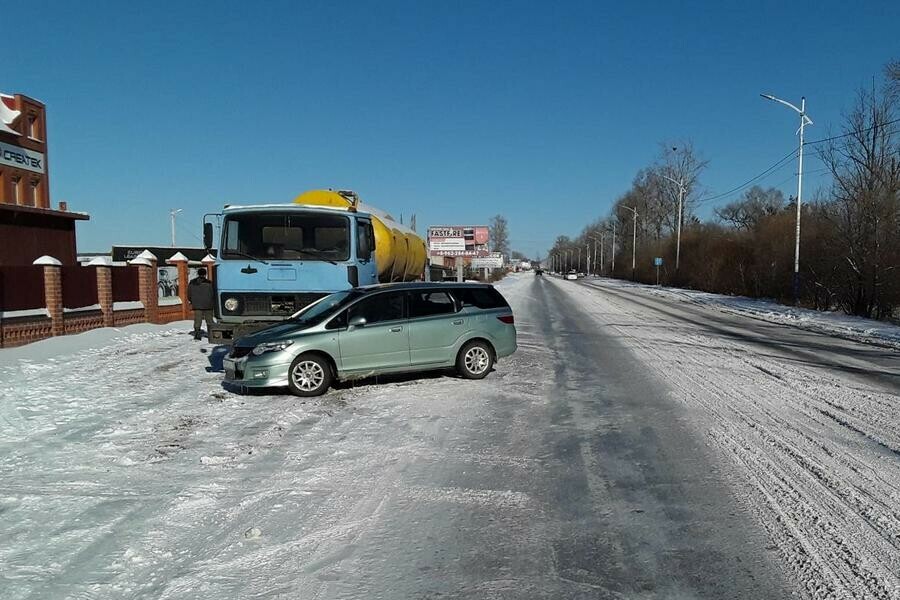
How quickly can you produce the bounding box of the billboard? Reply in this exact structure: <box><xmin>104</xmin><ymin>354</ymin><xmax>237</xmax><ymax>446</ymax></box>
<box><xmin>471</xmin><ymin>253</ymin><xmax>504</xmax><ymax>269</ymax></box>
<box><xmin>428</xmin><ymin>225</ymin><xmax>490</xmax><ymax>257</ymax></box>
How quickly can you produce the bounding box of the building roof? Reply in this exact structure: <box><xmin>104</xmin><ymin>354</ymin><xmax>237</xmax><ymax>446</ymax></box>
<box><xmin>0</xmin><ymin>203</ymin><xmax>90</xmax><ymax>221</ymax></box>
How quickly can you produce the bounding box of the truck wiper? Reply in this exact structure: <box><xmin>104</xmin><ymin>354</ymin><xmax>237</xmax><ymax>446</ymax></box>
<box><xmin>224</xmin><ymin>250</ymin><xmax>269</xmax><ymax>265</ymax></box>
<box><xmin>295</xmin><ymin>250</ymin><xmax>338</xmax><ymax>265</ymax></box>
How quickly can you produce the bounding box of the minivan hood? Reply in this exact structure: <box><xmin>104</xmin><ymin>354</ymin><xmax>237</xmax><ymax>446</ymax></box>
<box><xmin>235</xmin><ymin>321</ymin><xmax>311</xmax><ymax>347</ymax></box>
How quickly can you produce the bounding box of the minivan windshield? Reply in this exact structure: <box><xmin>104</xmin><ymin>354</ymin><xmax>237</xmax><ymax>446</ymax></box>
<box><xmin>290</xmin><ymin>289</ymin><xmax>363</xmax><ymax>327</ymax></box>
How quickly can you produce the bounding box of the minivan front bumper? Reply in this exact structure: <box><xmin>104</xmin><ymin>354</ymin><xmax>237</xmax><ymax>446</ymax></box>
<box><xmin>222</xmin><ymin>354</ymin><xmax>291</xmax><ymax>388</ymax></box>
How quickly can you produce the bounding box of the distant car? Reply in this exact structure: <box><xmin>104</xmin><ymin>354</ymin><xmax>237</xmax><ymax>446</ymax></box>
<box><xmin>534</xmin><ymin>268</ymin><xmax>543</xmax><ymax>276</ymax></box>
<box><xmin>223</xmin><ymin>282</ymin><xmax>517</xmax><ymax>396</ymax></box>
<box><xmin>566</xmin><ymin>270</ymin><xmax>578</xmax><ymax>280</ymax></box>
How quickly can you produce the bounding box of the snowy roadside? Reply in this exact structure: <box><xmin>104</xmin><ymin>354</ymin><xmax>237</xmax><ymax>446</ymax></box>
<box><xmin>0</xmin><ymin>275</ymin><xmax>543</xmax><ymax>599</ymax></box>
<box><xmin>549</xmin><ymin>276</ymin><xmax>900</xmax><ymax>599</ymax></box>
<box><xmin>581</xmin><ymin>276</ymin><xmax>900</xmax><ymax>349</ymax></box>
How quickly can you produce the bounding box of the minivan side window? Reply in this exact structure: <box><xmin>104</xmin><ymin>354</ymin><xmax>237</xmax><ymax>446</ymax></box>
<box><xmin>347</xmin><ymin>292</ymin><xmax>405</xmax><ymax>324</ymax></box>
<box><xmin>453</xmin><ymin>287</ymin><xmax>509</xmax><ymax>309</ymax></box>
<box><xmin>408</xmin><ymin>290</ymin><xmax>456</xmax><ymax>319</ymax></box>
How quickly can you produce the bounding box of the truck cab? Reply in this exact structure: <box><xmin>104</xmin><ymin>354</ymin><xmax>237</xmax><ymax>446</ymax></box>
<box><xmin>206</xmin><ymin>204</ymin><xmax>378</xmax><ymax>343</ymax></box>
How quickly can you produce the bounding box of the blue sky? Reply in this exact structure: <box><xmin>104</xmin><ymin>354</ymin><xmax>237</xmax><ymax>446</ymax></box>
<box><xmin>7</xmin><ymin>0</ymin><xmax>899</xmax><ymax>257</ymax></box>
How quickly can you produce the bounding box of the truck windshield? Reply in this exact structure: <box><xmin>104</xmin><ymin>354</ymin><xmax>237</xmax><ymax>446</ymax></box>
<box><xmin>222</xmin><ymin>213</ymin><xmax>350</xmax><ymax>261</ymax></box>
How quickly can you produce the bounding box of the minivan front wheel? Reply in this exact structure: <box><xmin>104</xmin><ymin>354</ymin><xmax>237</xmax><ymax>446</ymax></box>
<box><xmin>457</xmin><ymin>341</ymin><xmax>494</xmax><ymax>379</ymax></box>
<box><xmin>288</xmin><ymin>353</ymin><xmax>332</xmax><ymax>397</ymax></box>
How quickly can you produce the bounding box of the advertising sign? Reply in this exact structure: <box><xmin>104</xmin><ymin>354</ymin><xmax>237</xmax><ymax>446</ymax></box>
<box><xmin>0</xmin><ymin>141</ymin><xmax>45</xmax><ymax>174</ymax></box>
<box><xmin>471</xmin><ymin>253</ymin><xmax>504</xmax><ymax>269</ymax></box>
<box><xmin>428</xmin><ymin>225</ymin><xmax>490</xmax><ymax>257</ymax></box>
<box><xmin>429</xmin><ymin>237</ymin><xmax>466</xmax><ymax>252</ymax></box>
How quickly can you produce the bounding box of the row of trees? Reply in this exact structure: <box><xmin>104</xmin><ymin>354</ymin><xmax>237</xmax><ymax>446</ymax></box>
<box><xmin>550</xmin><ymin>60</ymin><xmax>900</xmax><ymax>320</ymax></box>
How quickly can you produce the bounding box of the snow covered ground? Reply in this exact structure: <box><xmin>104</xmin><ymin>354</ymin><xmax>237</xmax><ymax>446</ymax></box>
<box><xmin>583</xmin><ymin>276</ymin><xmax>900</xmax><ymax>348</ymax></box>
<box><xmin>0</xmin><ymin>277</ymin><xmax>548</xmax><ymax>599</ymax></box>
<box><xmin>557</xmin><ymin>277</ymin><xmax>900</xmax><ymax>599</ymax></box>
<box><xmin>3</xmin><ymin>274</ymin><xmax>899</xmax><ymax>599</ymax></box>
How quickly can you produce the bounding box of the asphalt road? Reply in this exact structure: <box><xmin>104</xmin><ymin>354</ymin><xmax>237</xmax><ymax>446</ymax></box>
<box><xmin>331</xmin><ymin>275</ymin><xmax>793</xmax><ymax>598</ymax></box>
<box><xmin>581</xmin><ymin>278</ymin><xmax>900</xmax><ymax>394</ymax></box>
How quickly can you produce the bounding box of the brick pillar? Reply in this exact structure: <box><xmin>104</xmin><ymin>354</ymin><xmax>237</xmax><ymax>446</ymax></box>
<box><xmin>96</xmin><ymin>266</ymin><xmax>114</xmax><ymax>327</ymax></box>
<box><xmin>202</xmin><ymin>256</ymin><xmax>216</xmax><ymax>285</ymax></box>
<box><xmin>34</xmin><ymin>256</ymin><xmax>63</xmax><ymax>336</ymax></box>
<box><xmin>170</xmin><ymin>258</ymin><xmax>189</xmax><ymax>320</ymax></box>
<box><xmin>136</xmin><ymin>260</ymin><xmax>159</xmax><ymax>324</ymax></box>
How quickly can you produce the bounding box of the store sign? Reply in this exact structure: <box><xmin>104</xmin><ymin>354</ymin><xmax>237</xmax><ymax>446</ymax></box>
<box><xmin>0</xmin><ymin>141</ymin><xmax>45</xmax><ymax>174</ymax></box>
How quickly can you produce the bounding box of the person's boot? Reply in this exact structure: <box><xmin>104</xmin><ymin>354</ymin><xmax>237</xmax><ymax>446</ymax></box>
<box><xmin>193</xmin><ymin>331</ymin><xmax>201</xmax><ymax>341</ymax></box>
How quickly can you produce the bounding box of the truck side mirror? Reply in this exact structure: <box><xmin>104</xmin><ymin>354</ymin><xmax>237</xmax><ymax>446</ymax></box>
<box><xmin>203</xmin><ymin>222</ymin><xmax>213</xmax><ymax>251</ymax></box>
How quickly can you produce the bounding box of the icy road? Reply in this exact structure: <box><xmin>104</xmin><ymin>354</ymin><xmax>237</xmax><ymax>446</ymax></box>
<box><xmin>2</xmin><ymin>274</ymin><xmax>899</xmax><ymax>599</ymax></box>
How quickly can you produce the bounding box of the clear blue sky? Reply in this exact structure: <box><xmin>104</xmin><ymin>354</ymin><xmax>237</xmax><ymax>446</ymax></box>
<box><xmin>7</xmin><ymin>0</ymin><xmax>899</xmax><ymax>257</ymax></box>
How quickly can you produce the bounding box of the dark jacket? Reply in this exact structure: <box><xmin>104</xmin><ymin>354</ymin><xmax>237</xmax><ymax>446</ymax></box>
<box><xmin>188</xmin><ymin>276</ymin><xmax>215</xmax><ymax>310</ymax></box>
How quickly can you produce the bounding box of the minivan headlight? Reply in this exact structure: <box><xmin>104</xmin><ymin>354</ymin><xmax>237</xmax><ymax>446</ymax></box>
<box><xmin>252</xmin><ymin>340</ymin><xmax>293</xmax><ymax>356</ymax></box>
<box><xmin>224</xmin><ymin>297</ymin><xmax>240</xmax><ymax>312</ymax></box>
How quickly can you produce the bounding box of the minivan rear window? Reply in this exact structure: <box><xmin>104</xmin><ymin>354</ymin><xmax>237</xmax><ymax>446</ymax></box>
<box><xmin>453</xmin><ymin>287</ymin><xmax>509</xmax><ymax>310</ymax></box>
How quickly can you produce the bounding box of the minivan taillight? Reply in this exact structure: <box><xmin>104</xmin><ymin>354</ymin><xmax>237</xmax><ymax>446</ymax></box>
<box><xmin>497</xmin><ymin>315</ymin><xmax>514</xmax><ymax>324</ymax></box>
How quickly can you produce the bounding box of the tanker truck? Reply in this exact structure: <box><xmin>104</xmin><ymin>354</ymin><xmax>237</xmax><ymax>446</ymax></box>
<box><xmin>203</xmin><ymin>189</ymin><xmax>426</xmax><ymax>343</ymax></box>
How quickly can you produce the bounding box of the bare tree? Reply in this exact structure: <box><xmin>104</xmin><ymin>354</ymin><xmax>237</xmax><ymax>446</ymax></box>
<box><xmin>820</xmin><ymin>83</ymin><xmax>900</xmax><ymax>317</ymax></box>
<box><xmin>489</xmin><ymin>215</ymin><xmax>510</xmax><ymax>257</ymax></box>
<box><xmin>656</xmin><ymin>142</ymin><xmax>709</xmax><ymax>233</ymax></box>
<box><xmin>715</xmin><ymin>186</ymin><xmax>786</xmax><ymax>230</ymax></box>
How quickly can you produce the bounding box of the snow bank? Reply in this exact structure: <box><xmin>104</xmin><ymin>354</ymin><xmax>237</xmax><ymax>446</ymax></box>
<box><xmin>585</xmin><ymin>277</ymin><xmax>900</xmax><ymax>348</ymax></box>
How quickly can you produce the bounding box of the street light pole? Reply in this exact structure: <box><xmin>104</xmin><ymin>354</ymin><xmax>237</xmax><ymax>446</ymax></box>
<box><xmin>611</xmin><ymin>222</ymin><xmax>616</xmax><ymax>275</ymax></box>
<box><xmin>659</xmin><ymin>174</ymin><xmax>685</xmax><ymax>271</ymax></box>
<box><xmin>169</xmin><ymin>208</ymin><xmax>183</xmax><ymax>247</ymax></box>
<box><xmin>761</xmin><ymin>93</ymin><xmax>812</xmax><ymax>305</ymax></box>
<box><xmin>621</xmin><ymin>205</ymin><xmax>638</xmax><ymax>280</ymax></box>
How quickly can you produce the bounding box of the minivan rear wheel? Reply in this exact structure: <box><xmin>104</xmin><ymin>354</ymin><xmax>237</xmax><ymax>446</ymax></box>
<box><xmin>457</xmin><ymin>340</ymin><xmax>494</xmax><ymax>379</ymax></box>
<box><xmin>288</xmin><ymin>353</ymin><xmax>332</xmax><ymax>397</ymax></box>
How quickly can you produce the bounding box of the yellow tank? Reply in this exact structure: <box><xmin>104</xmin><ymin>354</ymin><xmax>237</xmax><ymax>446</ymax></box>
<box><xmin>292</xmin><ymin>189</ymin><xmax>426</xmax><ymax>282</ymax></box>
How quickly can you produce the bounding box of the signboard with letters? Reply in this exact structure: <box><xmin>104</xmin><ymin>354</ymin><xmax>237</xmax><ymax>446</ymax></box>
<box><xmin>653</xmin><ymin>257</ymin><xmax>663</xmax><ymax>266</ymax></box>
<box><xmin>471</xmin><ymin>253</ymin><xmax>504</xmax><ymax>269</ymax></box>
<box><xmin>428</xmin><ymin>225</ymin><xmax>490</xmax><ymax>258</ymax></box>
<box><xmin>0</xmin><ymin>141</ymin><xmax>45</xmax><ymax>174</ymax></box>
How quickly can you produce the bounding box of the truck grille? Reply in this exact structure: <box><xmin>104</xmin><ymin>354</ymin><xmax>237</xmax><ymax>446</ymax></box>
<box><xmin>224</xmin><ymin>293</ymin><xmax>327</xmax><ymax>317</ymax></box>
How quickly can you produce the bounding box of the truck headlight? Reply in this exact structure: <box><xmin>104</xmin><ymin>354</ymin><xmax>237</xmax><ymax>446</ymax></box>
<box><xmin>224</xmin><ymin>297</ymin><xmax>240</xmax><ymax>312</ymax></box>
<box><xmin>252</xmin><ymin>340</ymin><xmax>293</xmax><ymax>356</ymax></box>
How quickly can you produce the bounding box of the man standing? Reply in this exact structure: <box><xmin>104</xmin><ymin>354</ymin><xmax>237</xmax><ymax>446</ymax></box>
<box><xmin>188</xmin><ymin>267</ymin><xmax>215</xmax><ymax>340</ymax></box>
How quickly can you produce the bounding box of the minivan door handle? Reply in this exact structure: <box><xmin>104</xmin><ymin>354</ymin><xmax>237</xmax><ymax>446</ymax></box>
<box><xmin>451</xmin><ymin>319</ymin><xmax>464</xmax><ymax>325</ymax></box>
<box><xmin>389</xmin><ymin>326</ymin><xmax>403</xmax><ymax>333</ymax></box>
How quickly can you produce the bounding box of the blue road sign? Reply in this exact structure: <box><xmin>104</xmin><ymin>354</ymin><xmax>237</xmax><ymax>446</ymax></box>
<box><xmin>654</xmin><ymin>257</ymin><xmax>663</xmax><ymax>266</ymax></box>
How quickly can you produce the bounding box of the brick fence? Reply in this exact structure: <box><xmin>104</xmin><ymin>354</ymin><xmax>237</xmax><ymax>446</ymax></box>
<box><xmin>0</xmin><ymin>251</ymin><xmax>216</xmax><ymax>348</ymax></box>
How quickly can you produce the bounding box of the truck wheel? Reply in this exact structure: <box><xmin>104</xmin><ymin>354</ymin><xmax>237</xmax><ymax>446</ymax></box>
<box><xmin>457</xmin><ymin>340</ymin><xmax>494</xmax><ymax>379</ymax></box>
<box><xmin>288</xmin><ymin>353</ymin><xmax>332</xmax><ymax>397</ymax></box>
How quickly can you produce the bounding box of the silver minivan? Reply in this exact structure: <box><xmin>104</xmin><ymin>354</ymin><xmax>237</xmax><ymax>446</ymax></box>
<box><xmin>222</xmin><ymin>282</ymin><xmax>517</xmax><ymax>396</ymax></box>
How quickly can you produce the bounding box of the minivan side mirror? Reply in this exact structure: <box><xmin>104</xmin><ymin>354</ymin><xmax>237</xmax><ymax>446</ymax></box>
<box><xmin>348</xmin><ymin>315</ymin><xmax>367</xmax><ymax>329</ymax></box>
<box><xmin>203</xmin><ymin>222</ymin><xmax>214</xmax><ymax>251</ymax></box>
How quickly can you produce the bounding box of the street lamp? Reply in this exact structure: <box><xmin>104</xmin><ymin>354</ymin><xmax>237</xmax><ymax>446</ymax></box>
<box><xmin>169</xmin><ymin>208</ymin><xmax>183</xmax><ymax>247</ymax></box>
<box><xmin>620</xmin><ymin>205</ymin><xmax>638</xmax><ymax>280</ymax></box>
<box><xmin>659</xmin><ymin>174</ymin><xmax>686</xmax><ymax>271</ymax></box>
<box><xmin>761</xmin><ymin>92</ymin><xmax>812</xmax><ymax>304</ymax></box>
<box><xmin>589</xmin><ymin>234</ymin><xmax>605</xmax><ymax>276</ymax></box>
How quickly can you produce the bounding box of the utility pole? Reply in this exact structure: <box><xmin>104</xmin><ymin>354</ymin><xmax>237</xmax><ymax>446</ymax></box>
<box><xmin>611</xmin><ymin>222</ymin><xmax>616</xmax><ymax>275</ymax></box>
<box><xmin>621</xmin><ymin>205</ymin><xmax>638</xmax><ymax>280</ymax></box>
<box><xmin>660</xmin><ymin>174</ymin><xmax>686</xmax><ymax>271</ymax></box>
<box><xmin>761</xmin><ymin>93</ymin><xmax>812</xmax><ymax>305</ymax></box>
<box><xmin>169</xmin><ymin>208</ymin><xmax>183</xmax><ymax>247</ymax></box>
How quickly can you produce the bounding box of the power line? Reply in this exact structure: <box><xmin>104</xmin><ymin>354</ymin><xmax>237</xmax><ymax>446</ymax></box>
<box><xmin>695</xmin><ymin>147</ymin><xmax>799</xmax><ymax>206</ymax></box>
<box><xmin>802</xmin><ymin>118</ymin><xmax>900</xmax><ymax>146</ymax></box>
